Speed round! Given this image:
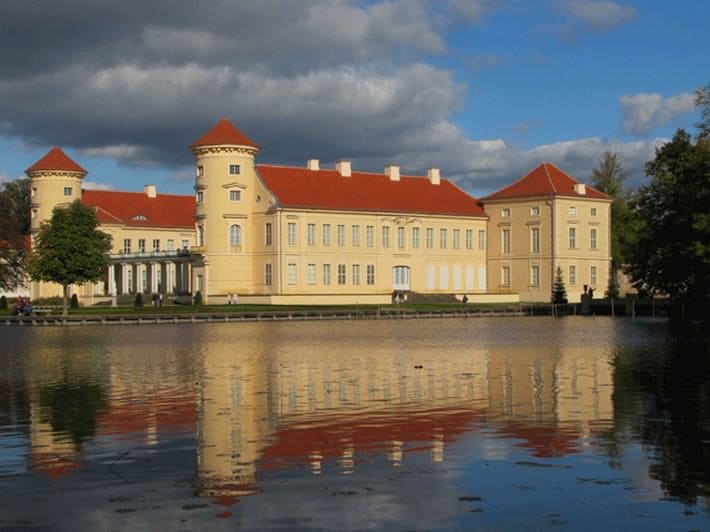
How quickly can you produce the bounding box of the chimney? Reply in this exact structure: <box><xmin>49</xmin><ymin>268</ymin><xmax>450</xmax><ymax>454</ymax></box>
<box><xmin>574</xmin><ymin>183</ymin><xmax>586</xmax><ymax>195</ymax></box>
<box><xmin>336</xmin><ymin>160</ymin><xmax>351</xmax><ymax>177</ymax></box>
<box><xmin>385</xmin><ymin>165</ymin><xmax>400</xmax><ymax>181</ymax></box>
<box><xmin>307</xmin><ymin>159</ymin><xmax>319</xmax><ymax>171</ymax></box>
<box><xmin>427</xmin><ymin>167</ymin><xmax>440</xmax><ymax>185</ymax></box>
<box><xmin>144</xmin><ymin>184</ymin><xmax>157</xmax><ymax>198</ymax></box>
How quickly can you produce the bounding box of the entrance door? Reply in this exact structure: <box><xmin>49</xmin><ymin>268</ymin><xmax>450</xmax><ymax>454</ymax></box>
<box><xmin>392</xmin><ymin>265</ymin><xmax>411</xmax><ymax>290</ymax></box>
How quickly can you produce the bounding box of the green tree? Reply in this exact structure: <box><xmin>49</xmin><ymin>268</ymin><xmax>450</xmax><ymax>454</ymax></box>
<box><xmin>0</xmin><ymin>178</ymin><xmax>30</xmax><ymax>291</ymax></box>
<box><xmin>590</xmin><ymin>152</ymin><xmax>640</xmax><ymax>271</ymax></box>
<box><xmin>695</xmin><ymin>82</ymin><xmax>709</xmax><ymax>140</ymax></box>
<box><xmin>28</xmin><ymin>200</ymin><xmax>111</xmax><ymax>316</ymax></box>
<box><xmin>626</xmin><ymin>129</ymin><xmax>710</xmax><ymax>322</ymax></box>
<box><xmin>551</xmin><ymin>266</ymin><xmax>568</xmax><ymax>304</ymax></box>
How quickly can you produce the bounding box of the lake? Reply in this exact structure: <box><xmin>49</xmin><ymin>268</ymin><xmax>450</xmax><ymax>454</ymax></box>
<box><xmin>0</xmin><ymin>316</ymin><xmax>708</xmax><ymax>530</ymax></box>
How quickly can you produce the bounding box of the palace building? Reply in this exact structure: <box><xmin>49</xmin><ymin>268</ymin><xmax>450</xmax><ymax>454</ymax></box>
<box><xmin>26</xmin><ymin>118</ymin><xmax>611</xmax><ymax>305</ymax></box>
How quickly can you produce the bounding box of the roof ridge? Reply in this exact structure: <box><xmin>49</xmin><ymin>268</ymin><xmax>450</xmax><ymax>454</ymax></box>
<box><xmin>542</xmin><ymin>161</ymin><xmax>557</xmax><ymax>193</ymax></box>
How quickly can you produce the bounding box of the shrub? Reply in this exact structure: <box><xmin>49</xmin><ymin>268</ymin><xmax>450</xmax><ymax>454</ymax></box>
<box><xmin>193</xmin><ymin>291</ymin><xmax>202</xmax><ymax>306</ymax></box>
<box><xmin>70</xmin><ymin>294</ymin><xmax>80</xmax><ymax>308</ymax></box>
<box><xmin>0</xmin><ymin>295</ymin><xmax>6</xmax><ymax>309</ymax></box>
<box><xmin>134</xmin><ymin>293</ymin><xmax>144</xmax><ymax>307</ymax></box>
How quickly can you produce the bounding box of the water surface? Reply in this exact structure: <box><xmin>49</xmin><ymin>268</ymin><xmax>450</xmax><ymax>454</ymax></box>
<box><xmin>0</xmin><ymin>317</ymin><xmax>708</xmax><ymax>530</ymax></box>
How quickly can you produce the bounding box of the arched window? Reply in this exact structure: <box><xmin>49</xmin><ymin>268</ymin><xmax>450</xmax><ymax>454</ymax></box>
<box><xmin>230</xmin><ymin>224</ymin><xmax>242</xmax><ymax>247</ymax></box>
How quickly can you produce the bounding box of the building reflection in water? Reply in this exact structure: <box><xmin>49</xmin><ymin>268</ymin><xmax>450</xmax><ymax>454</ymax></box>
<box><xmin>21</xmin><ymin>320</ymin><xmax>615</xmax><ymax>508</ymax></box>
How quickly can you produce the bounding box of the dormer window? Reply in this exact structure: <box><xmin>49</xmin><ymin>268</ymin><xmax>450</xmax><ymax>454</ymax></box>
<box><xmin>229</xmin><ymin>164</ymin><xmax>240</xmax><ymax>175</ymax></box>
<box><xmin>131</xmin><ymin>214</ymin><xmax>147</xmax><ymax>221</ymax></box>
<box><xmin>229</xmin><ymin>190</ymin><xmax>241</xmax><ymax>202</ymax></box>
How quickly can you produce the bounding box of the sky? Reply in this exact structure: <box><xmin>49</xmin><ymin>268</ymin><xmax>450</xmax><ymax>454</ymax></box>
<box><xmin>0</xmin><ymin>0</ymin><xmax>707</xmax><ymax>197</ymax></box>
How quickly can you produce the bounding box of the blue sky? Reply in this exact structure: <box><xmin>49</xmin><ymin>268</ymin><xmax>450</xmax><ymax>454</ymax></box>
<box><xmin>0</xmin><ymin>1</ymin><xmax>707</xmax><ymax>197</ymax></box>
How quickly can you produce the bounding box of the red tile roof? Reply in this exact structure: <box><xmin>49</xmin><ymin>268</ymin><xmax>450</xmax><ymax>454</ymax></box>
<box><xmin>25</xmin><ymin>147</ymin><xmax>87</xmax><ymax>174</ymax></box>
<box><xmin>483</xmin><ymin>162</ymin><xmax>610</xmax><ymax>201</ymax></box>
<box><xmin>257</xmin><ymin>165</ymin><xmax>487</xmax><ymax>217</ymax></box>
<box><xmin>82</xmin><ymin>189</ymin><xmax>195</xmax><ymax>228</ymax></box>
<box><xmin>190</xmin><ymin>118</ymin><xmax>259</xmax><ymax>149</ymax></box>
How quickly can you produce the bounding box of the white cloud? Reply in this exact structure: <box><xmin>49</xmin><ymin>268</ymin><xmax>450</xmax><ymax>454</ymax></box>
<box><xmin>561</xmin><ymin>1</ymin><xmax>636</xmax><ymax>30</ymax></box>
<box><xmin>620</xmin><ymin>91</ymin><xmax>696</xmax><ymax>135</ymax></box>
<box><xmin>82</xmin><ymin>181</ymin><xmax>117</xmax><ymax>191</ymax></box>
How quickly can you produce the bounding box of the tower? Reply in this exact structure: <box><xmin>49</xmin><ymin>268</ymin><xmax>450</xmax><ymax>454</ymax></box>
<box><xmin>26</xmin><ymin>147</ymin><xmax>88</xmax><ymax>299</ymax></box>
<box><xmin>189</xmin><ymin>118</ymin><xmax>266</xmax><ymax>302</ymax></box>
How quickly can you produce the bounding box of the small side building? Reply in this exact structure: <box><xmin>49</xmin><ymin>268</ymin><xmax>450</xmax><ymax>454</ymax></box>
<box><xmin>481</xmin><ymin>163</ymin><xmax>611</xmax><ymax>303</ymax></box>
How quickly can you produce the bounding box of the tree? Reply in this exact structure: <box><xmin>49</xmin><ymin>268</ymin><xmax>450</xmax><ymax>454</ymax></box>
<box><xmin>551</xmin><ymin>267</ymin><xmax>568</xmax><ymax>304</ymax></box>
<box><xmin>626</xmin><ymin>129</ymin><xmax>710</xmax><ymax>322</ymax></box>
<box><xmin>28</xmin><ymin>200</ymin><xmax>111</xmax><ymax>316</ymax></box>
<box><xmin>590</xmin><ymin>152</ymin><xmax>640</xmax><ymax>271</ymax></box>
<box><xmin>0</xmin><ymin>178</ymin><xmax>30</xmax><ymax>291</ymax></box>
<box><xmin>695</xmin><ymin>82</ymin><xmax>709</xmax><ymax>140</ymax></box>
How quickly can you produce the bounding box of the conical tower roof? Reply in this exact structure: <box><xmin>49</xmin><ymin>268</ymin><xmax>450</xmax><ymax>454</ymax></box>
<box><xmin>26</xmin><ymin>147</ymin><xmax>87</xmax><ymax>175</ymax></box>
<box><xmin>190</xmin><ymin>118</ymin><xmax>259</xmax><ymax>149</ymax></box>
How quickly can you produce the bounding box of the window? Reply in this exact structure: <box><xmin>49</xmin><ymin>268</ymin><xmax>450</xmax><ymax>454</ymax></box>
<box><xmin>307</xmin><ymin>264</ymin><xmax>316</xmax><ymax>285</ymax></box>
<box><xmin>152</xmin><ymin>239</ymin><xmax>160</xmax><ymax>252</ymax></box>
<box><xmin>63</xmin><ymin>187</ymin><xmax>72</xmax><ymax>196</ymax></box>
<box><xmin>397</xmin><ymin>227</ymin><xmax>405</xmax><ymax>249</ymax></box>
<box><xmin>229</xmin><ymin>190</ymin><xmax>241</xmax><ymax>202</ymax></box>
<box><xmin>439</xmin><ymin>228</ymin><xmax>447</xmax><ymax>249</ymax></box>
<box><xmin>590</xmin><ymin>265</ymin><xmax>597</xmax><ymax>286</ymax></box>
<box><xmin>569</xmin><ymin>227</ymin><xmax>576</xmax><ymax>249</ymax></box>
<box><xmin>337</xmin><ymin>264</ymin><xmax>346</xmax><ymax>285</ymax></box>
<box><xmin>352</xmin><ymin>225</ymin><xmax>360</xmax><ymax>246</ymax></box>
<box><xmin>230</xmin><ymin>224</ymin><xmax>242</xmax><ymax>246</ymax></box>
<box><xmin>412</xmin><ymin>227</ymin><xmax>420</xmax><ymax>249</ymax></box>
<box><xmin>590</xmin><ymin>228</ymin><xmax>597</xmax><ymax>249</ymax></box>
<box><xmin>367</xmin><ymin>264</ymin><xmax>375</xmax><ymax>285</ymax></box>
<box><xmin>265</xmin><ymin>223</ymin><xmax>272</xmax><ymax>246</ymax></box>
<box><xmin>502</xmin><ymin>229</ymin><xmax>510</xmax><ymax>254</ymax></box>
<box><xmin>196</xmin><ymin>191</ymin><xmax>204</xmax><ymax>203</ymax></box>
<box><xmin>591</xmin><ymin>207</ymin><xmax>597</xmax><ymax>217</ymax></box>
<box><xmin>502</xmin><ymin>208</ymin><xmax>511</xmax><ymax>218</ymax></box>
<box><xmin>426</xmin><ymin>228</ymin><xmax>434</xmax><ymax>249</ymax></box>
<box><xmin>502</xmin><ymin>266</ymin><xmax>510</xmax><ymax>287</ymax></box>
<box><xmin>31</xmin><ymin>187</ymin><xmax>37</xmax><ymax>197</ymax></box>
<box><xmin>264</xmin><ymin>263</ymin><xmax>273</xmax><ymax>285</ymax></box>
<box><xmin>569</xmin><ymin>265</ymin><xmax>577</xmax><ymax>285</ymax></box>
<box><xmin>229</xmin><ymin>164</ymin><xmax>240</xmax><ymax>175</ymax></box>
<box><xmin>530</xmin><ymin>206</ymin><xmax>540</xmax><ymax>216</ymax></box>
<box><xmin>352</xmin><ymin>264</ymin><xmax>361</xmax><ymax>285</ymax></box>
<box><xmin>288</xmin><ymin>222</ymin><xmax>296</xmax><ymax>246</ymax></box>
<box><xmin>530</xmin><ymin>265</ymin><xmax>540</xmax><ymax>286</ymax></box>
<box><xmin>31</xmin><ymin>209</ymin><xmax>37</xmax><ymax>219</ymax></box>
<box><xmin>182</xmin><ymin>239</ymin><xmax>189</xmax><ymax>249</ymax></box>
<box><xmin>366</xmin><ymin>225</ymin><xmax>374</xmax><ymax>247</ymax></box>
<box><xmin>196</xmin><ymin>165</ymin><xmax>204</xmax><ymax>177</ymax></box>
<box><xmin>478</xmin><ymin>230</ymin><xmax>486</xmax><ymax>250</ymax></box>
<box><xmin>465</xmin><ymin>229</ymin><xmax>473</xmax><ymax>250</ymax></box>
<box><xmin>287</xmin><ymin>263</ymin><xmax>297</xmax><ymax>285</ymax></box>
<box><xmin>123</xmin><ymin>239</ymin><xmax>131</xmax><ymax>253</ymax></box>
<box><xmin>323</xmin><ymin>224</ymin><xmax>331</xmax><ymax>246</ymax></box>
<box><xmin>307</xmin><ymin>223</ymin><xmax>316</xmax><ymax>246</ymax></box>
<box><xmin>531</xmin><ymin>227</ymin><xmax>540</xmax><ymax>254</ymax></box>
<box><xmin>382</xmin><ymin>226</ymin><xmax>390</xmax><ymax>248</ymax></box>
<box><xmin>453</xmin><ymin>229</ymin><xmax>460</xmax><ymax>249</ymax></box>
<box><xmin>569</xmin><ymin>206</ymin><xmax>577</xmax><ymax>216</ymax></box>
<box><xmin>323</xmin><ymin>264</ymin><xmax>332</xmax><ymax>285</ymax></box>
<box><xmin>138</xmin><ymin>239</ymin><xmax>146</xmax><ymax>253</ymax></box>
<box><xmin>197</xmin><ymin>225</ymin><xmax>204</xmax><ymax>246</ymax></box>
<box><xmin>337</xmin><ymin>224</ymin><xmax>345</xmax><ymax>246</ymax></box>
<box><xmin>167</xmin><ymin>239</ymin><xmax>175</xmax><ymax>251</ymax></box>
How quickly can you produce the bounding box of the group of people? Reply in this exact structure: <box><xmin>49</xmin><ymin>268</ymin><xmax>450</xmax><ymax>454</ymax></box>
<box><xmin>226</xmin><ymin>293</ymin><xmax>239</xmax><ymax>305</ymax></box>
<box><xmin>12</xmin><ymin>296</ymin><xmax>33</xmax><ymax>316</ymax></box>
<box><xmin>150</xmin><ymin>293</ymin><xmax>164</xmax><ymax>306</ymax></box>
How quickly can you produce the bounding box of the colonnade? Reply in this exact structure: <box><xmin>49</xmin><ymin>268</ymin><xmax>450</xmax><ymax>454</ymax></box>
<box><xmin>106</xmin><ymin>259</ymin><xmax>192</xmax><ymax>296</ymax></box>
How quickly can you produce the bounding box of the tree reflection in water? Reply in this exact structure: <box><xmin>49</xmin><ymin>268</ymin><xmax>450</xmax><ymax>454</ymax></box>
<box><xmin>609</xmin><ymin>336</ymin><xmax>710</xmax><ymax>506</ymax></box>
